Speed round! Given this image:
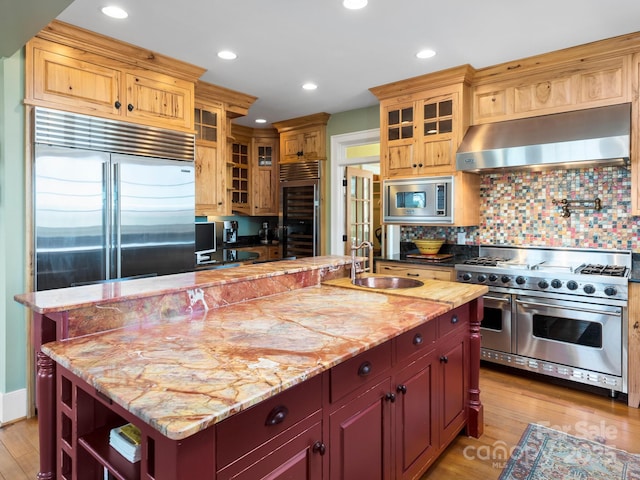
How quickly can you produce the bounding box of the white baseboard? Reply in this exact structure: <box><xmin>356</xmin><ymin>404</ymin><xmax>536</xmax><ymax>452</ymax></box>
<box><xmin>0</xmin><ymin>388</ymin><xmax>27</xmax><ymax>425</ymax></box>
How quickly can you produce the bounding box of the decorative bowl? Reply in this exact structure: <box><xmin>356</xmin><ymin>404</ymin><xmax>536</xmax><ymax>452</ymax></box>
<box><xmin>413</xmin><ymin>239</ymin><xmax>445</xmax><ymax>255</ymax></box>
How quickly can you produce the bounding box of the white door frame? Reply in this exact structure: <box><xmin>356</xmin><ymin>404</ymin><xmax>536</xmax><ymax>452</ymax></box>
<box><xmin>329</xmin><ymin>128</ymin><xmax>380</xmax><ymax>255</ymax></box>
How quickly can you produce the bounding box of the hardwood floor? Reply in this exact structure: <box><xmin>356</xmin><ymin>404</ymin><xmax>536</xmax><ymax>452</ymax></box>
<box><xmin>0</xmin><ymin>415</ymin><xmax>38</xmax><ymax>480</ymax></box>
<box><xmin>1</xmin><ymin>366</ymin><xmax>638</xmax><ymax>479</ymax></box>
<box><xmin>422</xmin><ymin>365</ymin><xmax>640</xmax><ymax>479</ymax></box>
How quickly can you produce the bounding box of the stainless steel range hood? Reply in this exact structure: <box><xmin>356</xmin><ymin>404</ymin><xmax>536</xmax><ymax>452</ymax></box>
<box><xmin>456</xmin><ymin>103</ymin><xmax>630</xmax><ymax>172</ymax></box>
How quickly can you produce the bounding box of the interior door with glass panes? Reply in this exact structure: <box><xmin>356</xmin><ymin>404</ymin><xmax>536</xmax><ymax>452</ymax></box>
<box><xmin>345</xmin><ymin>166</ymin><xmax>374</xmax><ymax>271</ymax></box>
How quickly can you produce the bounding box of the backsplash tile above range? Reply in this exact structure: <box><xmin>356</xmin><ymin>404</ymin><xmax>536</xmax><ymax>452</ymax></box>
<box><xmin>403</xmin><ymin>166</ymin><xmax>639</xmax><ymax>251</ymax></box>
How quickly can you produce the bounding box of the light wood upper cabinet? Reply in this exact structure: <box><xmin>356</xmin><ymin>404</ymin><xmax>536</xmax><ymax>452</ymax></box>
<box><xmin>273</xmin><ymin>113</ymin><xmax>330</xmax><ymax>164</ymax></box>
<box><xmin>371</xmin><ymin>66</ymin><xmax>473</xmax><ymax>179</ymax></box>
<box><xmin>194</xmin><ymin>103</ymin><xmax>228</xmax><ymax>216</ymax></box>
<box><xmin>252</xmin><ymin>131</ymin><xmax>279</xmax><ymax>216</ymax></box>
<box><xmin>194</xmin><ymin>82</ymin><xmax>257</xmax><ymax>217</ymax></box>
<box><xmin>123</xmin><ymin>70</ymin><xmax>193</xmax><ymax>129</ymax></box>
<box><xmin>25</xmin><ymin>21</ymin><xmax>205</xmax><ymax>132</ymax></box>
<box><xmin>31</xmin><ymin>46</ymin><xmax>122</xmax><ymax>116</ymax></box>
<box><xmin>472</xmin><ymin>55</ymin><xmax>631</xmax><ymax>124</ymax></box>
<box><xmin>228</xmin><ymin>125</ymin><xmax>279</xmax><ymax>217</ymax></box>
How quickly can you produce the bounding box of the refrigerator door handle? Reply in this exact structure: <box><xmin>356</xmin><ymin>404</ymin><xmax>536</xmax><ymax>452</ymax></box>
<box><xmin>104</xmin><ymin>161</ymin><xmax>113</xmax><ymax>280</ymax></box>
<box><xmin>112</xmin><ymin>161</ymin><xmax>122</xmax><ymax>278</ymax></box>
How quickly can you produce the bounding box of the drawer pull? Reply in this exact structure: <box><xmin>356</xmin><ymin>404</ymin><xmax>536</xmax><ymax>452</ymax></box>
<box><xmin>313</xmin><ymin>441</ymin><xmax>326</xmax><ymax>455</ymax></box>
<box><xmin>397</xmin><ymin>384</ymin><xmax>407</xmax><ymax>395</ymax></box>
<box><xmin>440</xmin><ymin>355</ymin><xmax>448</xmax><ymax>364</ymax></box>
<box><xmin>413</xmin><ymin>333</ymin><xmax>423</xmax><ymax>345</ymax></box>
<box><xmin>265</xmin><ymin>405</ymin><xmax>289</xmax><ymax>426</ymax></box>
<box><xmin>450</xmin><ymin>315</ymin><xmax>459</xmax><ymax>324</ymax></box>
<box><xmin>358</xmin><ymin>361</ymin><xmax>372</xmax><ymax>377</ymax></box>
<box><xmin>385</xmin><ymin>392</ymin><xmax>396</xmax><ymax>403</ymax></box>
<box><xmin>407</xmin><ymin>273</ymin><xmax>420</xmax><ymax>277</ymax></box>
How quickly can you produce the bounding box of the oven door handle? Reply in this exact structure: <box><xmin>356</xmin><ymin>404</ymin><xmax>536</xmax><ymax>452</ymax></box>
<box><xmin>484</xmin><ymin>295</ymin><xmax>511</xmax><ymax>303</ymax></box>
<box><xmin>515</xmin><ymin>299</ymin><xmax>621</xmax><ymax>317</ymax></box>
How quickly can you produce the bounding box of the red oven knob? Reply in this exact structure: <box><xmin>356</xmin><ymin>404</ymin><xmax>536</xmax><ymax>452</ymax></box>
<box><xmin>604</xmin><ymin>286</ymin><xmax>617</xmax><ymax>296</ymax></box>
<box><xmin>583</xmin><ymin>284</ymin><xmax>595</xmax><ymax>294</ymax></box>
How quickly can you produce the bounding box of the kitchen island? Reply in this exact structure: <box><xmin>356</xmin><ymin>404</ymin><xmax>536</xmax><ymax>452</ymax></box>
<box><xmin>15</xmin><ymin>256</ymin><xmax>487</xmax><ymax>480</ymax></box>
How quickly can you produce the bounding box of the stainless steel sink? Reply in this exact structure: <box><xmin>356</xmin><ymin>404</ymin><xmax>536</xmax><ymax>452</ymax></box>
<box><xmin>353</xmin><ymin>276</ymin><xmax>424</xmax><ymax>289</ymax></box>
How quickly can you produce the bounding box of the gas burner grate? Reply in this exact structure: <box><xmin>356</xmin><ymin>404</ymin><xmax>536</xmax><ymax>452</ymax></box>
<box><xmin>579</xmin><ymin>264</ymin><xmax>628</xmax><ymax>277</ymax></box>
<box><xmin>463</xmin><ymin>257</ymin><xmax>506</xmax><ymax>266</ymax></box>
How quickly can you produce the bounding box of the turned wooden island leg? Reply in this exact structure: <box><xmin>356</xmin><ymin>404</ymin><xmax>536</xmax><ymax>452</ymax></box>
<box><xmin>467</xmin><ymin>297</ymin><xmax>484</xmax><ymax>438</ymax></box>
<box><xmin>33</xmin><ymin>312</ymin><xmax>59</xmax><ymax>480</ymax></box>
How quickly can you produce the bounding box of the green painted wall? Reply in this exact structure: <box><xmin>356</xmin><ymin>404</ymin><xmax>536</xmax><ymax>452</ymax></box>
<box><xmin>1</xmin><ymin>49</ymin><xmax>27</xmax><ymax>397</ymax></box>
<box><xmin>324</xmin><ymin>105</ymin><xmax>380</xmax><ymax>252</ymax></box>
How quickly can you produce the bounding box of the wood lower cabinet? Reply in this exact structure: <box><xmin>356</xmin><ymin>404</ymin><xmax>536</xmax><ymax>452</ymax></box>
<box><xmin>329</xmin><ymin>377</ymin><xmax>393</xmax><ymax>480</ymax></box>
<box><xmin>51</xmin><ymin>301</ymin><xmax>480</xmax><ymax>480</ymax></box>
<box><xmin>376</xmin><ymin>260</ymin><xmax>455</xmax><ymax>281</ymax></box>
<box><xmin>233</xmin><ymin>245</ymin><xmax>281</xmax><ymax>262</ymax></box>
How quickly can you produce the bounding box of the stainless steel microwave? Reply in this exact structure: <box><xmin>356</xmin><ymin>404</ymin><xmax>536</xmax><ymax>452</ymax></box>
<box><xmin>383</xmin><ymin>176</ymin><xmax>453</xmax><ymax>224</ymax></box>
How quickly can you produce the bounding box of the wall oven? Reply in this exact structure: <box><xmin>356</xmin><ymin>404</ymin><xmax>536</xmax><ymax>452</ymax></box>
<box><xmin>456</xmin><ymin>245</ymin><xmax>630</xmax><ymax>395</ymax></box>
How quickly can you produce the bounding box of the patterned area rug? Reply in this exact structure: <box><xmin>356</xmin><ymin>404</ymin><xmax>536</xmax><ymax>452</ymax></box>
<box><xmin>499</xmin><ymin>423</ymin><xmax>640</xmax><ymax>479</ymax></box>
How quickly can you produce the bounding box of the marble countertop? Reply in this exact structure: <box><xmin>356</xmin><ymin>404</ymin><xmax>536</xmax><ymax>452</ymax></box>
<box><xmin>42</xmin><ymin>284</ymin><xmax>469</xmax><ymax>440</ymax></box>
<box><xmin>15</xmin><ymin>256</ymin><xmax>351</xmax><ymax>314</ymax></box>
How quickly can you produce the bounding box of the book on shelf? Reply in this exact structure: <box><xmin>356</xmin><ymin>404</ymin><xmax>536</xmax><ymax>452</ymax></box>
<box><xmin>109</xmin><ymin>423</ymin><xmax>141</xmax><ymax>463</ymax></box>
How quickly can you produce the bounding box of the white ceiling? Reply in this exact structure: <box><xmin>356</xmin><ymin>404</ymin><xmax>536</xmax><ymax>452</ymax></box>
<box><xmin>19</xmin><ymin>1</ymin><xmax>640</xmax><ymax>127</ymax></box>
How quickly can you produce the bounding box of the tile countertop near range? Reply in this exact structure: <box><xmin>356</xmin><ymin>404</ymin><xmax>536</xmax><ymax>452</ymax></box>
<box><xmin>37</xmin><ymin>263</ymin><xmax>487</xmax><ymax>441</ymax></box>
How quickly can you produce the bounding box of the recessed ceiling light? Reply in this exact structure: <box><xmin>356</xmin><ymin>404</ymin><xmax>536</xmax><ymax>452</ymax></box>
<box><xmin>217</xmin><ymin>50</ymin><xmax>237</xmax><ymax>60</ymax></box>
<box><xmin>101</xmin><ymin>6</ymin><xmax>128</xmax><ymax>19</ymax></box>
<box><xmin>343</xmin><ymin>0</ymin><xmax>368</xmax><ymax>9</ymax></box>
<box><xmin>416</xmin><ymin>49</ymin><xmax>436</xmax><ymax>59</ymax></box>
<box><xmin>255</xmin><ymin>119</ymin><xmax>267</xmax><ymax>124</ymax></box>
<box><xmin>302</xmin><ymin>83</ymin><xmax>318</xmax><ymax>91</ymax></box>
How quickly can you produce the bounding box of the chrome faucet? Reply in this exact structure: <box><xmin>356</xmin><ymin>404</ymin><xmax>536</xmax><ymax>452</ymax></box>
<box><xmin>350</xmin><ymin>238</ymin><xmax>374</xmax><ymax>284</ymax></box>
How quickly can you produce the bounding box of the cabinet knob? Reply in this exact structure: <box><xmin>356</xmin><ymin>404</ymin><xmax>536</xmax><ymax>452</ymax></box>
<box><xmin>439</xmin><ymin>355</ymin><xmax>448</xmax><ymax>364</ymax></box>
<box><xmin>358</xmin><ymin>361</ymin><xmax>372</xmax><ymax>377</ymax></box>
<box><xmin>313</xmin><ymin>441</ymin><xmax>326</xmax><ymax>456</ymax></box>
<box><xmin>418</xmin><ymin>163</ymin><xmax>423</xmax><ymax>168</ymax></box>
<box><xmin>265</xmin><ymin>405</ymin><xmax>288</xmax><ymax>426</ymax></box>
<box><xmin>127</xmin><ymin>103</ymin><xmax>134</xmax><ymax>112</ymax></box>
<box><xmin>413</xmin><ymin>333</ymin><xmax>423</xmax><ymax>345</ymax></box>
<box><xmin>450</xmin><ymin>315</ymin><xmax>459</xmax><ymax>324</ymax></box>
<box><xmin>114</xmin><ymin>101</ymin><xmax>122</xmax><ymax>109</ymax></box>
<box><xmin>385</xmin><ymin>392</ymin><xmax>396</xmax><ymax>403</ymax></box>
<box><xmin>396</xmin><ymin>384</ymin><xmax>407</xmax><ymax>395</ymax></box>
<box><xmin>412</xmin><ymin>164</ymin><xmax>418</xmax><ymax>168</ymax></box>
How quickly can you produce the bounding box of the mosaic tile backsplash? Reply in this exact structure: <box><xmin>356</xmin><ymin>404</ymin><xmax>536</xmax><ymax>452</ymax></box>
<box><xmin>402</xmin><ymin>166</ymin><xmax>638</xmax><ymax>251</ymax></box>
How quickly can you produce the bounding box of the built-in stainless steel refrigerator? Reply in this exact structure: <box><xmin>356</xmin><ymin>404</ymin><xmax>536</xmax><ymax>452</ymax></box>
<box><xmin>34</xmin><ymin>108</ymin><xmax>195</xmax><ymax>291</ymax></box>
<box><xmin>279</xmin><ymin>161</ymin><xmax>320</xmax><ymax>258</ymax></box>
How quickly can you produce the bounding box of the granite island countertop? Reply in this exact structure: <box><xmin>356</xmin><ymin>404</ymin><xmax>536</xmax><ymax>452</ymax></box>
<box><xmin>40</xmin><ymin>274</ymin><xmax>487</xmax><ymax>441</ymax></box>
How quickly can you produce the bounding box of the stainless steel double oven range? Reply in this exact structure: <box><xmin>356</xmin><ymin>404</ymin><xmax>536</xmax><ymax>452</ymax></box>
<box><xmin>455</xmin><ymin>245</ymin><xmax>631</xmax><ymax>396</ymax></box>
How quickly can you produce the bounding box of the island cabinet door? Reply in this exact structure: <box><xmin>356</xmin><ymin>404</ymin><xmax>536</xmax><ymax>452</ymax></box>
<box><xmin>216</xmin><ymin>416</ymin><xmax>323</xmax><ymax>480</ymax></box>
<box><xmin>328</xmin><ymin>377</ymin><xmax>393</xmax><ymax>480</ymax></box>
<box><xmin>437</xmin><ymin>334</ymin><xmax>469</xmax><ymax>447</ymax></box>
<box><xmin>394</xmin><ymin>350</ymin><xmax>438</xmax><ymax>480</ymax></box>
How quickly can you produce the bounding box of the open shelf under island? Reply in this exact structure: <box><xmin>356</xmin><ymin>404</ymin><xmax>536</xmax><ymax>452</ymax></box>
<box><xmin>14</xmin><ymin>256</ymin><xmax>487</xmax><ymax>480</ymax></box>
